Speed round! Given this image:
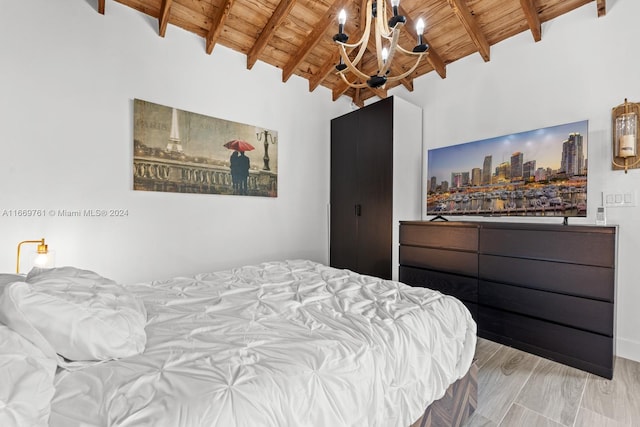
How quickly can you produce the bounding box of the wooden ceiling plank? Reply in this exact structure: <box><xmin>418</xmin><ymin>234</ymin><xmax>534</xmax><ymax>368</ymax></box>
<box><xmin>205</xmin><ymin>0</ymin><xmax>236</xmax><ymax>55</ymax></box>
<box><xmin>159</xmin><ymin>0</ymin><xmax>173</xmax><ymax>37</ymax></box>
<box><xmin>519</xmin><ymin>0</ymin><xmax>541</xmax><ymax>42</ymax></box>
<box><xmin>112</xmin><ymin>0</ymin><xmax>600</xmax><ymax>103</ymax></box>
<box><xmin>446</xmin><ymin>0</ymin><xmax>491</xmax><ymax>62</ymax></box>
<box><xmin>282</xmin><ymin>0</ymin><xmax>351</xmax><ymax>83</ymax></box>
<box><xmin>597</xmin><ymin>0</ymin><xmax>606</xmax><ymax>17</ymax></box>
<box><xmin>98</xmin><ymin>0</ymin><xmax>105</xmax><ymax>14</ymax></box>
<box><xmin>247</xmin><ymin>0</ymin><xmax>298</xmax><ymax>70</ymax></box>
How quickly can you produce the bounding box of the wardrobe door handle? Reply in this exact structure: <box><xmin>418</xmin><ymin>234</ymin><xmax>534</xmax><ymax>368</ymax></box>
<box><xmin>355</xmin><ymin>204</ymin><xmax>362</xmax><ymax>216</ymax></box>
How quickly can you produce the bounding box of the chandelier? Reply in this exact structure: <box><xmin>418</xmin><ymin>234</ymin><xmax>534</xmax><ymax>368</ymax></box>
<box><xmin>333</xmin><ymin>0</ymin><xmax>429</xmax><ymax>89</ymax></box>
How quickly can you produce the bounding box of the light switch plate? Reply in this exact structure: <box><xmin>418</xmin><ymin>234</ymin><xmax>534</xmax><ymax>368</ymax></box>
<box><xmin>603</xmin><ymin>191</ymin><xmax>636</xmax><ymax>207</ymax></box>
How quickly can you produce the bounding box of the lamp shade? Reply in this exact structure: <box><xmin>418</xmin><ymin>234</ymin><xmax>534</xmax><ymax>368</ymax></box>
<box><xmin>33</xmin><ymin>250</ymin><xmax>55</xmax><ymax>269</ymax></box>
<box><xmin>615</xmin><ymin>112</ymin><xmax>637</xmax><ymax>158</ymax></box>
<box><xmin>612</xmin><ymin>99</ymin><xmax>640</xmax><ymax>172</ymax></box>
<box><xmin>16</xmin><ymin>238</ymin><xmax>54</xmax><ymax>274</ymax></box>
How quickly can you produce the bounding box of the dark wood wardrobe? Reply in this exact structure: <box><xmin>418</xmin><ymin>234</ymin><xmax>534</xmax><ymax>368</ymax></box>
<box><xmin>330</xmin><ymin>96</ymin><xmax>422</xmax><ymax>280</ymax></box>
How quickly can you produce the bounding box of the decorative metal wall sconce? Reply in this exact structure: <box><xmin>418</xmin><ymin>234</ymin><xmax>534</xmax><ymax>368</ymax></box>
<box><xmin>612</xmin><ymin>98</ymin><xmax>640</xmax><ymax>173</ymax></box>
<box><xmin>16</xmin><ymin>238</ymin><xmax>53</xmax><ymax>274</ymax></box>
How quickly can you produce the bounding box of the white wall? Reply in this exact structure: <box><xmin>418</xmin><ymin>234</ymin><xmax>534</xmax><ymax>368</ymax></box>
<box><xmin>0</xmin><ymin>0</ymin><xmax>351</xmax><ymax>283</ymax></box>
<box><xmin>392</xmin><ymin>0</ymin><xmax>640</xmax><ymax>362</ymax></box>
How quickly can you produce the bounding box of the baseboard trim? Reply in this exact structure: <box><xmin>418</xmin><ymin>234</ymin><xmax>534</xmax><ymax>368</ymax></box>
<box><xmin>617</xmin><ymin>337</ymin><xmax>640</xmax><ymax>363</ymax></box>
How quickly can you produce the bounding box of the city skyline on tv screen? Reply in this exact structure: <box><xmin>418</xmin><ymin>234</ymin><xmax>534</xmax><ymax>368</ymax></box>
<box><xmin>426</xmin><ymin>120</ymin><xmax>588</xmax><ymax>217</ymax></box>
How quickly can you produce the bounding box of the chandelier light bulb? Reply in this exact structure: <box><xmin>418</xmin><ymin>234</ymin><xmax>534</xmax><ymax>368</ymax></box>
<box><xmin>334</xmin><ymin>9</ymin><xmax>349</xmax><ymax>43</ymax></box>
<box><xmin>416</xmin><ymin>18</ymin><xmax>425</xmax><ymax>35</ymax></box>
<box><xmin>338</xmin><ymin>9</ymin><xmax>347</xmax><ymax>25</ymax></box>
<box><xmin>382</xmin><ymin>47</ymin><xmax>389</xmax><ymax>62</ymax></box>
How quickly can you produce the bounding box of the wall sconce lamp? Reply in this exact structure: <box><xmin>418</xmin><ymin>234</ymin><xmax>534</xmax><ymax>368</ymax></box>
<box><xmin>16</xmin><ymin>238</ymin><xmax>52</xmax><ymax>274</ymax></box>
<box><xmin>612</xmin><ymin>98</ymin><xmax>640</xmax><ymax>173</ymax></box>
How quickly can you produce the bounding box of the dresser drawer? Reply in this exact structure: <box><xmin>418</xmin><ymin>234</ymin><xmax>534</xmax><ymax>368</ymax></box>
<box><xmin>400</xmin><ymin>223</ymin><xmax>478</xmax><ymax>251</ymax></box>
<box><xmin>400</xmin><ymin>265</ymin><xmax>478</xmax><ymax>303</ymax></box>
<box><xmin>479</xmin><ymin>254</ymin><xmax>614</xmax><ymax>301</ymax></box>
<box><xmin>400</xmin><ymin>245</ymin><xmax>478</xmax><ymax>277</ymax></box>
<box><xmin>479</xmin><ymin>280</ymin><xmax>613</xmax><ymax>336</ymax></box>
<box><xmin>480</xmin><ymin>227</ymin><xmax>615</xmax><ymax>267</ymax></box>
<box><xmin>479</xmin><ymin>306</ymin><xmax>613</xmax><ymax>379</ymax></box>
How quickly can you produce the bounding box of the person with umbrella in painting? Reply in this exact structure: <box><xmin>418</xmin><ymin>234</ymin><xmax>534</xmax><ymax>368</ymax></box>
<box><xmin>224</xmin><ymin>139</ymin><xmax>254</xmax><ymax>195</ymax></box>
<box><xmin>229</xmin><ymin>151</ymin><xmax>240</xmax><ymax>194</ymax></box>
<box><xmin>238</xmin><ymin>151</ymin><xmax>250</xmax><ymax>195</ymax></box>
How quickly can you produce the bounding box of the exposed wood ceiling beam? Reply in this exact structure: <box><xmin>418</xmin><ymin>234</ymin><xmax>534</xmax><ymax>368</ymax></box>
<box><xmin>309</xmin><ymin>52</ymin><xmax>340</xmax><ymax>92</ymax></box>
<box><xmin>446</xmin><ymin>0</ymin><xmax>490</xmax><ymax>62</ymax></box>
<box><xmin>206</xmin><ymin>0</ymin><xmax>236</xmax><ymax>55</ymax></box>
<box><xmin>351</xmin><ymin>85</ymin><xmax>379</xmax><ymax>104</ymax></box>
<box><xmin>282</xmin><ymin>0</ymin><xmax>351</xmax><ymax>83</ymax></box>
<box><xmin>247</xmin><ymin>0</ymin><xmax>297</xmax><ymax>70</ymax></box>
<box><xmin>426</xmin><ymin>49</ymin><xmax>447</xmax><ymax>79</ymax></box>
<box><xmin>369</xmin><ymin>85</ymin><xmax>387</xmax><ymax>100</ymax></box>
<box><xmin>519</xmin><ymin>0</ymin><xmax>541</xmax><ymax>42</ymax></box>
<box><xmin>399</xmin><ymin>78</ymin><xmax>414</xmax><ymax>92</ymax></box>
<box><xmin>98</xmin><ymin>0</ymin><xmax>105</xmax><ymax>14</ymax></box>
<box><xmin>158</xmin><ymin>0</ymin><xmax>173</xmax><ymax>37</ymax></box>
<box><xmin>353</xmin><ymin>89</ymin><xmax>364</xmax><ymax>108</ymax></box>
<box><xmin>597</xmin><ymin>0</ymin><xmax>606</xmax><ymax>17</ymax></box>
<box><xmin>333</xmin><ymin>78</ymin><xmax>353</xmax><ymax>101</ymax></box>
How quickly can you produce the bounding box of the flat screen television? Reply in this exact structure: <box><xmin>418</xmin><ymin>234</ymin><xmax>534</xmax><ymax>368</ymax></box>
<box><xmin>426</xmin><ymin>120</ymin><xmax>588</xmax><ymax>218</ymax></box>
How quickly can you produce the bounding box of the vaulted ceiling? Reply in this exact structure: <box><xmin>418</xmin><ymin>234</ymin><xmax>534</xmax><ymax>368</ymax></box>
<box><xmin>96</xmin><ymin>0</ymin><xmax>606</xmax><ymax>107</ymax></box>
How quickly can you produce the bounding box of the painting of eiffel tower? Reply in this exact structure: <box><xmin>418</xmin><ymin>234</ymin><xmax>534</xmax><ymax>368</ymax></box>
<box><xmin>133</xmin><ymin>99</ymin><xmax>278</xmax><ymax>197</ymax></box>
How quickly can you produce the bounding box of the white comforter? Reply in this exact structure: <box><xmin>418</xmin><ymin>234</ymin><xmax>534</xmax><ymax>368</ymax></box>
<box><xmin>50</xmin><ymin>260</ymin><xmax>476</xmax><ymax>427</ymax></box>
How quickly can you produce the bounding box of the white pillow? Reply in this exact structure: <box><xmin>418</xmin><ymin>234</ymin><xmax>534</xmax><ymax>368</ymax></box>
<box><xmin>0</xmin><ymin>324</ymin><xmax>56</xmax><ymax>427</ymax></box>
<box><xmin>0</xmin><ymin>267</ymin><xmax>147</xmax><ymax>365</ymax></box>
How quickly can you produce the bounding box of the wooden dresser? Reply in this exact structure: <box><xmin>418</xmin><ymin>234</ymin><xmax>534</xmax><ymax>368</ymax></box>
<box><xmin>399</xmin><ymin>220</ymin><xmax>617</xmax><ymax>379</ymax></box>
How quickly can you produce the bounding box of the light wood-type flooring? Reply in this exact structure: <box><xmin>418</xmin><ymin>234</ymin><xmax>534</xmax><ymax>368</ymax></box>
<box><xmin>464</xmin><ymin>338</ymin><xmax>640</xmax><ymax>427</ymax></box>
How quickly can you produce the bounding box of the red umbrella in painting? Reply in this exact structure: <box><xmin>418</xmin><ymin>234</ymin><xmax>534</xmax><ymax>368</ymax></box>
<box><xmin>224</xmin><ymin>139</ymin><xmax>255</xmax><ymax>152</ymax></box>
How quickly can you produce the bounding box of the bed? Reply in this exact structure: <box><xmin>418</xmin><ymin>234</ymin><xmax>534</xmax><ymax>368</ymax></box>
<box><xmin>0</xmin><ymin>259</ymin><xmax>476</xmax><ymax>427</ymax></box>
